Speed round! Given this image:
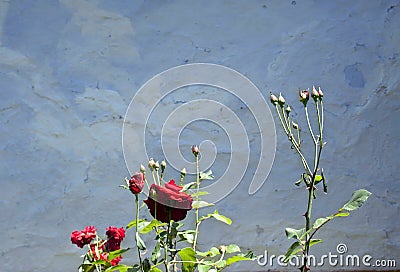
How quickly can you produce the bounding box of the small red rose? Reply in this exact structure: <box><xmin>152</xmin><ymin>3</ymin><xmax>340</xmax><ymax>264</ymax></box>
<box><xmin>71</xmin><ymin>226</ymin><xmax>97</xmax><ymax>248</ymax></box>
<box><xmin>105</xmin><ymin>226</ymin><xmax>125</xmax><ymax>251</ymax></box>
<box><xmin>129</xmin><ymin>172</ymin><xmax>144</xmax><ymax>195</ymax></box>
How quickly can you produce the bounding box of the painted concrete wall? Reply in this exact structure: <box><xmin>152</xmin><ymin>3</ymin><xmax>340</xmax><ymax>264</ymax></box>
<box><xmin>0</xmin><ymin>1</ymin><xmax>399</xmax><ymax>271</ymax></box>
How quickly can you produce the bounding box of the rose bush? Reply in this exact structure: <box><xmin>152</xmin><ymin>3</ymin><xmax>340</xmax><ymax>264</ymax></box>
<box><xmin>71</xmin><ymin>146</ymin><xmax>254</xmax><ymax>272</ymax></box>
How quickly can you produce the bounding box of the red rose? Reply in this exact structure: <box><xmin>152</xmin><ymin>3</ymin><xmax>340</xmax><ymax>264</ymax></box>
<box><xmin>129</xmin><ymin>172</ymin><xmax>145</xmax><ymax>195</ymax></box>
<box><xmin>105</xmin><ymin>226</ymin><xmax>125</xmax><ymax>251</ymax></box>
<box><xmin>71</xmin><ymin>226</ymin><xmax>97</xmax><ymax>248</ymax></box>
<box><xmin>144</xmin><ymin>180</ymin><xmax>193</xmax><ymax>223</ymax></box>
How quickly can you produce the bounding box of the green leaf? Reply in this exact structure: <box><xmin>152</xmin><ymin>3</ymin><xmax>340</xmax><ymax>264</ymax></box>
<box><xmin>126</xmin><ymin>219</ymin><xmax>146</xmax><ymax>230</ymax></box>
<box><xmin>341</xmin><ymin>189</ymin><xmax>371</xmax><ymax>211</ymax></box>
<box><xmin>120</xmin><ymin>184</ymin><xmax>129</xmax><ymax>190</ymax></box>
<box><xmin>209</xmin><ymin>247</ymin><xmax>220</xmax><ymax>257</ymax></box>
<box><xmin>335</xmin><ymin>212</ymin><xmax>350</xmax><ymax>217</ymax></box>
<box><xmin>203</xmin><ymin>210</ymin><xmax>232</xmax><ymax>225</ymax></box>
<box><xmin>78</xmin><ymin>264</ymin><xmax>96</xmax><ymax>272</ymax></box>
<box><xmin>197</xmin><ymin>264</ymin><xmax>211</xmax><ymax>272</ymax></box>
<box><xmin>226</xmin><ymin>244</ymin><xmax>241</xmax><ymax>254</ymax></box>
<box><xmin>178</xmin><ymin>247</ymin><xmax>197</xmax><ymax>272</ymax></box>
<box><xmin>136</xmin><ymin>232</ymin><xmax>146</xmax><ymax>250</ymax></box>
<box><xmin>196</xmin><ymin>247</ymin><xmax>220</xmax><ymax>257</ymax></box>
<box><xmin>285</xmin><ymin>227</ymin><xmax>305</xmax><ymax>240</ymax></box>
<box><xmin>214</xmin><ymin>260</ymin><xmax>226</xmax><ymax>268</ymax></box>
<box><xmin>322</xmin><ymin>168</ymin><xmax>328</xmax><ymax>193</ymax></box>
<box><xmin>283</xmin><ymin>241</ymin><xmax>303</xmax><ymax>263</ymax></box>
<box><xmin>140</xmin><ymin>219</ymin><xmax>165</xmax><ymax>234</ymax></box>
<box><xmin>179</xmin><ymin>231</ymin><xmax>195</xmax><ymax>244</ymax></box>
<box><xmin>226</xmin><ymin>255</ymin><xmax>253</xmax><ymax>266</ymax></box>
<box><xmin>151</xmin><ymin>242</ymin><xmax>161</xmax><ymax>264</ymax></box>
<box><xmin>107</xmin><ymin>248</ymin><xmax>130</xmax><ymax>261</ymax></box>
<box><xmin>199</xmin><ymin>170</ymin><xmax>214</xmax><ymax>180</ymax></box>
<box><xmin>105</xmin><ymin>264</ymin><xmax>133</xmax><ymax>272</ymax></box>
<box><xmin>312</xmin><ymin>217</ymin><xmax>332</xmax><ymax>230</ymax></box>
<box><xmin>309</xmin><ymin>239</ymin><xmax>322</xmax><ymax>247</ymax></box>
<box><xmin>181</xmin><ymin>182</ymin><xmax>197</xmax><ymax>191</ymax></box>
<box><xmin>314</xmin><ymin>175</ymin><xmax>323</xmax><ymax>183</ymax></box>
<box><xmin>192</xmin><ymin>200</ymin><xmax>214</xmax><ymax>209</ymax></box>
<box><xmin>191</xmin><ymin>191</ymin><xmax>209</xmax><ymax>197</ymax></box>
<box><xmin>149</xmin><ymin>267</ymin><xmax>162</xmax><ymax>272</ymax></box>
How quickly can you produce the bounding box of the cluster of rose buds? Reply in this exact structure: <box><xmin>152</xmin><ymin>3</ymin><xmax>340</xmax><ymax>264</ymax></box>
<box><xmin>311</xmin><ymin>86</ymin><xmax>324</xmax><ymax>102</ymax></box>
<box><xmin>270</xmin><ymin>92</ymin><xmax>292</xmax><ymax>113</ymax></box>
<box><xmin>270</xmin><ymin>86</ymin><xmax>324</xmax><ymax>108</ymax></box>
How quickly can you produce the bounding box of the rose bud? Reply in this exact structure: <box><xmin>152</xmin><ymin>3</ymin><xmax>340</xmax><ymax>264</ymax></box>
<box><xmin>180</xmin><ymin>167</ymin><xmax>186</xmax><ymax>178</ymax></box>
<box><xmin>180</xmin><ymin>167</ymin><xmax>186</xmax><ymax>185</ymax></box>
<box><xmin>161</xmin><ymin>160</ymin><xmax>166</xmax><ymax>171</ymax></box>
<box><xmin>154</xmin><ymin>161</ymin><xmax>160</xmax><ymax>170</ymax></box>
<box><xmin>140</xmin><ymin>164</ymin><xmax>146</xmax><ymax>173</ymax></box>
<box><xmin>318</xmin><ymin>87</ymin><xmax>324</xmax><ymax>99</ymax></box>
<box><xmin>129</xmin><ymin>172</ymin><xmax>144</xmax><ymax>195</ymax></box>
<box><xmin>299</xmin><ymin>89</ymin><xmax>310</xmax><ymax>106</ymax></box>
<box><xmin>192</xmin><ymin>145</ymin><xmax>199</xmax><ymax>156</ymax></box>
<box><xmin>285</xmin><ymin>105</ymin><xmax>291</xmax><ymax>115</ymax></box>
<box><xmin>292</xmin><ymin>121</ymin><xmax>299</xmax><ymax>130</ymax></box>
<box><xmin>148</xmin><ymin>158</ymin><xmax>156</xmax><ymax>170</ymax></box>
<box><xmin>270</xmin><ymin>92</ymin><xmax>278</xmax><ymax>105</ymax></box>
<box><xmin>218</xmin><ymin>245</ymin><xmax>227</xmax><ymax>254</ymax></box>
<box><xmin>278</xmin><ymin>93</ymin><xmax>286</xmax><ymax>107</ymax></box>
<box><xmin>311</xmin><ymin>86</ymin><xmax>319</xmax><ymax>102</ymax></box>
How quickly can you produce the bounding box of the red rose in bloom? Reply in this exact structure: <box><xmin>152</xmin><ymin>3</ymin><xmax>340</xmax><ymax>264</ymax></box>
<box><xmin>71</xmin><ymin>226</ymin><xmax>97</xmax><ymax>248</ymax></box>
<box><xmin>144</xmin><ymin>180</ymin><xmax>193</xmax><ymax>223</ymax></box>
<box><xmin>105</xmin><ymin>226</ymin><xmax>125</xmax><ymax>251</ymax></box>
<box><xmin>129</xmin><ymin>172</ymin><xmax>145</xmax><ymax>195</ymax></box>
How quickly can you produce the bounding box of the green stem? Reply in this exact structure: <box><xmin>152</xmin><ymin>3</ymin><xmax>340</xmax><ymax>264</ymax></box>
<box><xmin>135</xmin><ymin>194</ymin><xmax>144</xmax><ymax>272</ymax></box>
<box><xmin>275</xmin><ymin>105</ymin><xmax>289</xmax><ymax>135</ymax></box>
<box><xmin>301</xmin><ymin>102</ymin><xmax>324</xmax><ymax>272</ymax></box>
<box><xmin>275</xmin><ymin>106</ymin><xmax>312</xmax><ymax>174</ymax></box>
<box><xmin>151</xmin><ymin>170</ymin><xmax>157</xmax><ymax>185</ymax></box>
<box><xmin>305</xmin><ymin>106</ymin><xmax>317</xmax><ymax>144</ymax></box>
<box><xmin>192</xmin><ymin>154</ymin><xmax>200</xmax><ymax>251</ymax></box>
<box><xmin>164</xmin><ymin>219</ymin><xmax>171</xmax><ymax>272</ymax></box>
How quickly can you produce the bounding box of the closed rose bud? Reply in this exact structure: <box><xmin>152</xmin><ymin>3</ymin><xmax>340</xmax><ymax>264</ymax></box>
<box><xmin>292</xmin><ymin>122</ymin><xmax>299</xmax><ymax>130</ymax></box>
<box><xmin>154</xmin><ymin>161</ymin><xmax>160</xmax><ymax>170</ymax></box>
<box><xmin>179</xmin><ymin>167</ymin><xmax>186</xmax><ymax>185</ymax></box>
<box><xmin>180</xmin><ymin>167</ymin><xmax>186</xmax><ymax>178</ymax></box>
<box><xmin>218</xmin><ymin>245</ymin><xmax>227</xmax><ymax>253</ymax></box>
<box><xmin>285</xmin><ymin>105</ymin><xmax>291</xmax><ymax>114</ymax></box>
<box><xmin>148</xmin><ymin>158</ymin><xmax>156</xmax><ymax>170</ymax></box>
<box><xmin>192</xmin><ymin>145</ymin><xmax>199</xmax><ymax>156</ymax></box>
<box><xmin>140</xmin><ymin>164</ymin><xmax>146</xmax><ymax>173</ymax></box>
<box><xmin>299</xmin><ymin>89</ymin><xmax>310</xmax><ymax>106</ymax></box>
<box><xmin>278</xmin><ymin>93</ymin><xmax>286</xmax><ymax>107</ymax></box>
<box><xmin>311</xmin><ymin>86</ymin><xmax>319</xmax><ymax>101</ymax></box>
<box><xmin>318</xmin><ymin>87</ymin><xmax>324</xmax><ymax>99</ymax></box>
<box><xmin>129</xmin><ymin>172</ymin><xmax>144</xmax><ymax>194</ymax></box>
<box><xmin>270</xmin><ymin>92</ymin><xmax>278</xmax><ymax>105</ymax></box>
<box><xmin>161</xmin><ymin>160</ymin><xmax>166</xmax><ymax>171</ymax></box>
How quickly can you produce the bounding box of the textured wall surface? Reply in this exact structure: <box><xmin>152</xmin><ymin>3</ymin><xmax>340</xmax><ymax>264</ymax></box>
<box><xmin>1</xmin><ymin>1</ymin><xmax>399</xmax><ymax>271</ymax></box>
